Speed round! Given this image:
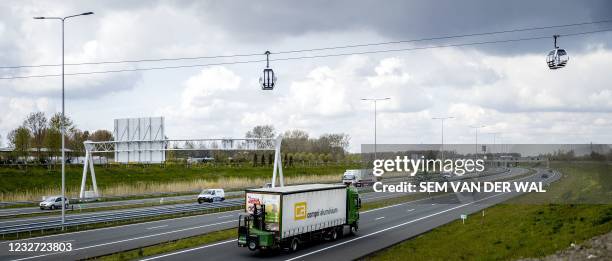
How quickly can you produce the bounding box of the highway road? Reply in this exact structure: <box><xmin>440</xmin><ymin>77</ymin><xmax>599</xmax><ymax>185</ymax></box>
<box><xmin>0</xmin><ymin>178</ymin><xmax>432</xmax><ymax>261</ymax></box>
<box><xmin>138</xmin><ymin>168</ymin><xmax>558</xmax><ymax>261</ymax></box>
<box><xmin>0</xmin><ymin>167</ymin><xmax>510</xmax><ymax>219</ymax></box>
<box><xmin>0</xmin><ymin>194</ymin><xmax>212</xmax><ymax>218</ymax></box>
<box><xmin>0</xmin><ymin>167</ymin><xmax>517</xmax><ymax>229</ymax></box>
<box><xmin>0</xmin><ymin>167</ymin><xmax>529</xmax><ymax>260</ymax></box>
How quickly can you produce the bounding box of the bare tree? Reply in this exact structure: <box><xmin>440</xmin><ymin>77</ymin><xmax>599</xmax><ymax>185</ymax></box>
<box><xmin>282</xmin><ymin>129</ymin><xmax>310</xmax><ymax>153</ymax></box>
<box><xmin>245</xmin><ymin>125</ymin><xmax>275</xmax><ymax>139</ymax></box>
<box><xmin>246</xmin><ymin>125</ymin><xmax>275</xmax><ymax>148</ymax></box>
<box><xmin>90</xmin><ymin>130</ymin><xmax>113</xmax><ymax>141</ymax></box>
<box><xmin>23</xmin><ymin>112</ymin><xmax>47</xmax><ymax>160</ymax></box>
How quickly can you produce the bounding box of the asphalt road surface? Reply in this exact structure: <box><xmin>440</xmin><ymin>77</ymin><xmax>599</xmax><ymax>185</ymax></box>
<box><xmin>0</xmin><ymin>167</ymin><xmax>519</xmax><ymax>229</ymax></box>
<box><xmin>0</xmin><ymin>167</ymin><xmax>510</xmax><ymax>218</ymax></box>
<box><xmin>0</xmin><ymin>177</ymin><xmax>435</xmax><ymax>261</ymax></box>
<box><xmin>0</xmin><ymin>167</ymin><xmax>532</xmax><ymax>260</ymax></box>
<box><xmin>139</xmin><ymin>168</ymin><xmax>558</xmax><ymax>261</ymax></box>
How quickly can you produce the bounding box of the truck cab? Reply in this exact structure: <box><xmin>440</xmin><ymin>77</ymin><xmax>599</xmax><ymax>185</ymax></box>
<box><xmin>197</xmin><ymin>189</ymin><xmax>225</xmax><ymax>203</ymax></box>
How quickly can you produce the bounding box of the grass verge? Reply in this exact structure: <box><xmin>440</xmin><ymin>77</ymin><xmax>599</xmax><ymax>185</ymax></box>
<box><xmin>363</xmin><ymin>161</ymin><xmax>612</xmax><ymax>260</ymax></box>
<box><xmin>88</xmin><ymin>228</ymin><xmax>237</xmax><ymax>261</ymax></box>
<box><xmin>0</xmin><ymin>164</ymin><xmax>357</xmax><ymax>202</ymax></box>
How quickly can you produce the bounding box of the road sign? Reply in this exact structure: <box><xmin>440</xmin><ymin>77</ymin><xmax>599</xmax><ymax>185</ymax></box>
<box><xmin>460</xmin><ymin>214</ymin><xmax>467</xmax><ymax>224</ymax></box>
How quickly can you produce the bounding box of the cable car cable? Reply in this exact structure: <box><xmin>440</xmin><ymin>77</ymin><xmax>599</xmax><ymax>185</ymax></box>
<box><xmin>1</xmin><ymin>27</ymin><xmax>611</xmax><ymax>80</ymax></box>
<box><xmin>1</xmin><ymin>18</ymin><xmax>612</xmax><ymax>70</ymax></box>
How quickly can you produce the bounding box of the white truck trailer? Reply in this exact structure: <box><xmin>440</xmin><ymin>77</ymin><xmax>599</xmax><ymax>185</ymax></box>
<box><xmin>238</xmin><ymin>184</ymin><xmax>361</xmax><ymax>252</ymax></box>
<box><xmin>342</xmin><ymin>169</ymin><xmax>377</xmax><ymax>187</ymax></box>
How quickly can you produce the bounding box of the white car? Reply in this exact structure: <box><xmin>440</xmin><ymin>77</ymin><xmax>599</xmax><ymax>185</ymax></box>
<box><xmin>197</xmin><ymin>189</ymin><xmax>225</xmax><ymax>203</ymax></box>
<box><xmin>39</xmin><ymin>196</ymin><xmax>69</xmax><ymax>210</ymax></box>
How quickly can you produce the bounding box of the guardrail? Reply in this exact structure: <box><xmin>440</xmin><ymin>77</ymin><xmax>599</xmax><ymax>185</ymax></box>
<box><xmin>0</xmin><ymin>167</ymin><xmax>512</xmax><ymax>238</ymax></box>
<box><xmin>0</xmin><ymin>199</ymin><xmax>244</xmax><ymax>238</ymax></box>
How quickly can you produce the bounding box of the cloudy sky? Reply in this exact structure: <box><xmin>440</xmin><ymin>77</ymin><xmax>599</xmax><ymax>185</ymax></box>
<box><xmin>0</xmin><ymin>0</ymin><xmax>611</xmax><ymax>151</ymax></box>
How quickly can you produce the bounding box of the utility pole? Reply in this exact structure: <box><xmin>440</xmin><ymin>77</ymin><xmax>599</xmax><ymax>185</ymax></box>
<box><xmin>34</xmin><ymin>11</ymin><xmax>94</xmax><ymax>229</ymax></box>
<box><xmin>469</xmin><ymin>125</ymin><xmax>486</xmax><ymax>159</ymax></box>
<box><xmin>361</xmin><ymin>98</ymin><xmax>390</xmax><ymax>161</ymax></box>
<box><xmin>432</xmin><ymin>117</ymin><xmax>454</xmax><ymax>163</ymax></box>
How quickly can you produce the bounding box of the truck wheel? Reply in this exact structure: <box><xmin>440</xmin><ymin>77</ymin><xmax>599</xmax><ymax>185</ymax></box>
<box><xmin>248</xmin><ymin>240</ymin><xmax>258</xmax><ymax>251</ymax></box>
<box><xmin>350</xmin><ymin>224</ymin><xmax>358</xmax><ymax>235</ymax></box>
<box><xmin>330</xmin><ymin>229</ymin><xmax>338</xmax><ymax>241</ymax></box>
<box><xmin>290</xmin><ymin>238</ymin><xmax>299</xmax><ymax>252</ymax></box>
<box><xmin>50</xmin><ymin>205</ymin><xmax>55</xmax><ymax>210</ymax></box>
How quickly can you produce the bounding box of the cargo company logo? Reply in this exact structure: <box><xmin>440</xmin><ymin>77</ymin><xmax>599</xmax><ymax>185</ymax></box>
<box><xmin>307</xmin><ymin>208</ymin><xmax>338</xmax><ymax>219</ymax></box>
<box><xmin>294</xmin><ymin>202</ymin><xmax>307</xmax><ymax>220</ymax></box>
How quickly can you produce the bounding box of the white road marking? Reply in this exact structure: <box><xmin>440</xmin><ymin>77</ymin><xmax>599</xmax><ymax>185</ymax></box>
<box><xmin>140</xmin><ymin>239</ymin><xmax>237</xmax><ymax>261</ymax></box>
<box><xmin>375</xmin><ymin>217</ymin><xmax>385</xmax><ymax>221</ymax></box>
<box><xmin>132</xmin><ymin>170</ymin><xmax>557</xmax><ymax>261</ymax></box>
<box><xmin>9</xmin><ymin>220</ymin><xmax>235</xmax><ymax>261</ymax></box>
<box><xmin>285</xmin><ymin>170</ymin><xmax>558</xmax><ymax>261</ymax></box>
<box><xmin>0</xmin><ymin>210</ymin><xmax>242</xmax><ymax>245</ymax></box>
<box><xmin>284</xmin><ymin>192</ymin><xmax>510</xmax><ymax>261</ymax></box>
<box><xmin>407</xmin><ymin>209</ymin><xmax>415</xmax><ymax>212</ymax></box>
<box><xmin>216</xmin><ymin>215</ymin><xmax>234</xmax><ymax>219</ymax></box>
<box><xmin>147</xmin><ymin>225</ymin><xmax>168</xmax><ymax>230</ymax></box>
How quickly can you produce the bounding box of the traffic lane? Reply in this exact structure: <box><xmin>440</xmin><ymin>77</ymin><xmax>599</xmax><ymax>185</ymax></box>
<box><xmin>0</xmin><ymin>195</ymin><xmax>199</xmax><ymax>217</ymax></box>
<box><xmin>288</xmin><ymin>172</ymin><xmax>558</xmax><ymax>261</ymax></box>
<box><xmin>0</xmin><ymin>198</ymin><xmax>241</xmax><ymax>227</ymax></box>
<box><xmin>140</xmin><ymin>201</ymin><xmax>449</xmax><ymax>261</ymax></box>
<box><xmin>0</xmin><ymin>167</ymin><xmax>510</xmax><ymax>218</ymax></box>
<box><xmin>2</xmin><ymin>186</ymin><xmax>390</xmax><ymax>228</ymax></box>
<box><xmin>283</xmin><ymin>169</ymin><xmax>557</xmax><ymax>261</ymax></box>
<box><xmin>0</xmin><ymin>187</ymin><xmax>398</xmax><ymax>261</ymax></box>
<box><xmin>0</xmin><ymin>167</ymin><xmax>515</xmax><ymax>219</ymax></box>
<box><xmin>0</xmin><ymin>210</ymin><xmax>242</xmax><ymax>261</ymax></box>
<box><xmin>0</xmin><ymin>168</ymin><xmax>543</xmax><ymax>261</ymax></box>
<box><xmin>148</xmin><ymin>170</ymin><xmax>555</xmax><ymax>261</ymax></box>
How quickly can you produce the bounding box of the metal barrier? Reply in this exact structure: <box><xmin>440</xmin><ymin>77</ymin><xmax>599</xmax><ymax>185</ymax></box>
<box><xmin>0</xmin><ymin>200</ymin><xmax>244</xmax><ymax>237</ymax></box>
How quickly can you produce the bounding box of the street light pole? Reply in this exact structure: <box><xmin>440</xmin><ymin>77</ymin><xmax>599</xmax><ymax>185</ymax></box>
<box><xmin>361</xmin><ymin>98</ymin><xmax>390</xmax><ymax>161</ymax></box>
<box><xmin>34</xmin><ymin>12</ymin><xmax>94</xmax><ymax>229</ymax></box>
<box><xmin>432</xmin><ymin>116</ymin><xmax>454</xmax><ymax>162</ymax></box>
<box><xmin>469</xmin><ymin>125</ymin><xmax>486</xmax><ymax>159</ymax></box>
<box><xmin>487</xmin><ymin>132</ymin><xmax>499</xmax><ymax>155</ymax></box>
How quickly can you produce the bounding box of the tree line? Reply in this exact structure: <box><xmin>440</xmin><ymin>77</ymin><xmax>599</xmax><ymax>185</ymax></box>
<box><xmin>167</xmin><ymin>125</ymin><xmax>357</xmax><ymax>165</ymax></box>
<box><xmin>246</xmin><ymin>125</ymin><xmax>353</xmax><ymax>165</ymax></box>
<box><xmin>3</xmin><ymin>112</ymin><xmax>113</xmax><ymax>163</ymax></box>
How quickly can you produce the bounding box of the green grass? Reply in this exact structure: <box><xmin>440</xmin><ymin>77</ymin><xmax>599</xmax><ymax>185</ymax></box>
<box><xmin>0</xmin><ymin>163</ymin><xmax>356</xmax><ymax>201</ymax></box>
<box><xmin>89</xmin><ymin>228</ymin><xmax>236</xmax><ymax>261</ymax></box>
<box><xmin>365</xmin><ymin>161</ymin><xmax>612</xmax><ymax>261</ymax></box>
<box><xmin>366</xmin><ymin>204</ymin><xmax>612</xmax><ymax>261</ymax></box>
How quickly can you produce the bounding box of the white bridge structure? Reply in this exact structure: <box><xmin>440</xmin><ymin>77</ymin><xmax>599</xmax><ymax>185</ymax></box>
<box><xmin>80</xmin><ymin>136</ymin><xmax>284</xmax><ymax>199</ymax></box>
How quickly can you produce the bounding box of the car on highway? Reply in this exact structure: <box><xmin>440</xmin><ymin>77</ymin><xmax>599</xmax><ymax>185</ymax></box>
<box><xmin>197</xmin><ymin>189</ymin><xmax>225</xmax><ymax>203</ymax></box>
<box><xmin>39</xmin><ymin>196</ymin><xmax>69</xmax><ymax>210</ymax></box>
<box><xmin>541</xmin><ymin>173</ymin><xmax>549</xmax><ymax>179</ymax></box>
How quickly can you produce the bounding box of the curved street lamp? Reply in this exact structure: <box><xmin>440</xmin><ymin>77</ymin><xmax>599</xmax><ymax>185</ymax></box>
<box><xmin>34</xmin><ymin>11</ymin><xmax>94</xmax><ymax>229</ymax></box>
